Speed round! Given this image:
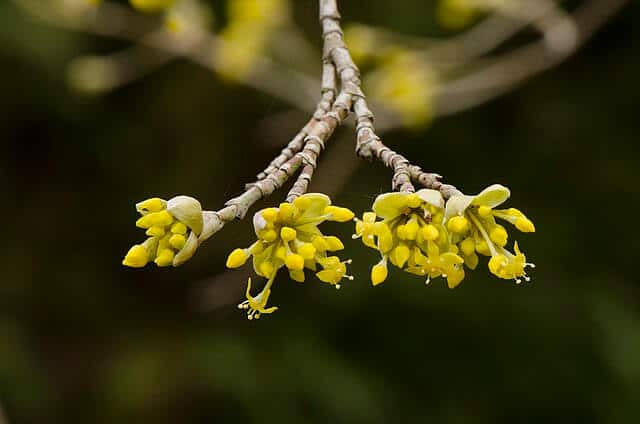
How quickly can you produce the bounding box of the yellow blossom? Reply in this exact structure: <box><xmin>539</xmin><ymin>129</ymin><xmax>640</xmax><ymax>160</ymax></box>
<box><xmin>226</xmin><ymin>193</ymin><xmax>354</xmax><ymax>319</ymax></box>
<box><xmin>445</xmin><ymin>184</ymin><xmax>536</xmax><ymax>283</ymax></box>
<box><xmin>123</xmin><ymin>195</ymin><xmax>203</xmax><ymax>268</ymax></box>
<box><xmin>355</xmin><ymin>189</ymin><xmax>466</xmax><ymax>288</ymax></box>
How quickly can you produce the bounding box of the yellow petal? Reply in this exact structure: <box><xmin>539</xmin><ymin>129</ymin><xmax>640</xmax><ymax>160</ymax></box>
<box><xmin>372</xmin><ymin>192</ymin><xmax>409</xmax><ymax>219</ymax></box>
<box><xmin>471</xmin><ymin>184</ymin><xmax>511</xmax><ymax>208</ymax></box>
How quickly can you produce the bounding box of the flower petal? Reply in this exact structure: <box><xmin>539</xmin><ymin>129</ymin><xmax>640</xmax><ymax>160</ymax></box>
<box><xmin>295</xmin><ymin>193</ymin><xmax>331</xmax><ymax>222</ymax></box>
<box><xmin>167</xmin><ymin>195</ymin><xmax>204</xmax><ymax>235</ymax></box>
<box><xmin>444</xmin><ymin>194</ymin><xmax>474</xmax><ymax>219</ymax></box>
<box><xmin>471</xmin><ymin>184</ymin><xmax>511</xmax><ymax>208</ymax></box>
<box><xmin>416</xmin><ymin>189</ymin><xmax>444</xmax><ymax>209</ymax></box>
<box><xmin>372</xmin><ymin>192</ymin><xmax>408</xmax><ymax>219</ymax></box>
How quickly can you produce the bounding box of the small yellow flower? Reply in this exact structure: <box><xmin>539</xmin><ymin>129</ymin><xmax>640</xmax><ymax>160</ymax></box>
<box><xmin>226</xmin><ymin>193</ymin><xmax>354</xmax><ymax>319</ymax></box>
<box><xmin>355</xmin><ymin>189</ymin><xmax>466</xmax><ymax>288</ymax></box>
<box><xmin>123</xmin><ymin>195</ymin><xmax>203</xmax><ymax>268</ymax></box>
<box><xmin>445</xmin><ymin>184</ymin><xmax>536</xmax><ymax>283</ymax></box>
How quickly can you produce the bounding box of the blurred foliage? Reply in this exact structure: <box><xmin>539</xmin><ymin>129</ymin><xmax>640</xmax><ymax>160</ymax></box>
<box><xmin>1</xmin><ymin>1</ymin><xmax>639</xmax><ymax>423</ymax></box>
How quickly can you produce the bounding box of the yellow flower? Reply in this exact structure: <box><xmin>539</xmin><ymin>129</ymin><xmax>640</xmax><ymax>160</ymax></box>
<box><xmin>445</xmin><ymin>184</ymin><xmax>536</xmax><ymax>283</ymax></box>
<box><xmin>237</xmin><ymin>277</ymin><xmax>278</xmax><ymax>320</ymax></box>
<box><xmin>226</xmin><ymin>193</ymin><xmax>354</xmax><ymax>319</ymax></box>
<box><xmin>356</xmin><ymin>189</ymin><xmax>466</xmax><ymax>288</ymax></box>
<box><xmin>123</xmin><ymin>195</ymin><xmax>203</xmax><ymax>268</ymax></box>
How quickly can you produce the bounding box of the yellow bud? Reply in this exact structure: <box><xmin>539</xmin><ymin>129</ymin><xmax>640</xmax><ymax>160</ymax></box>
<box><xmin>145</xmin><ymin>226</ymin><xmax>165</xmax><ymax>237</ymax></box>
<box><xmin>285</xmin><ymin>254</ymin><xmax>304</xmax><ymax>271</ymax></box>
<box><xmin>460</xmin><ymin>237</ymin><xmax>475</xmax><ymax>256</ymax></box>
<box><xmin>261</xmin><ymin>229</ymin><xmax>278</xmax><ymax>242</ymax></box>
<box><xmin>393</xmin><ymin>245</ymin><xmax>410</xmax><ymax>267</ymax></box>
<box><xmin>477</xmin><ymin>205</ymin><xmax>492</xmax><ymax>218</ymax></box>
<box><xmin>290</xmin><ymin>269</ymin><xmax>305</xmax><ymax>282</ymax></box>
<box><xmin>169</xmin><ymin>234</ymin><xmax>186</xmax><ymax>250</ymax></box>
<box><xmin>122</xmin><ymin>245</ymin><xmax>149</xmax><ymax>268</ymax></box>
<box><xmin>261</xmin><ymin>208</ymin><xmax>278</xmax><ymax>222</ymax></box>
<box><xmin>226</xmin><ymin>248</ymin><xmax>249</xmax><ymax>268</ymax></box>
<box><xmin>326</xmin><ymin>206</ymin><xmax>355</xmax><ymax>222</ymax></box>
<box><xmin>136</xmin><ymin>210</ymin><xmax>173</xmax><ymax>228</ymax></box>
<box><xmin>280</xmin><ymin>227</ymin><xmax>297</xmax><ymax>242</ymax></box>
<box><xmin>447</xmin><ymin>216</ymin><xmax>469</xmax><ymax>234</ymax></box>
<box><xmin>515</xmin><ymin>217</ymin><xmax>536</xmax><ymax>233</ymax></box>
<box><xmin>325</xmin><ymin>236</ymin><xmax>345</xmax><ymax>251</ymax></box>
<box><xmin>136</xmin><ymin>197</ymin><xmax>165</xmax><ymax>213</ymax></box>
<box><xmin>154</xmin><ymin>248</ymin><xmax>175</xmax><ymax>267</ymax></box>
<box><xmin>312</xmin><ymin>236</ymin><xmax>330</xmax><ymax>252</ymax></box>
<box><xmin>298</xmin><ymin>243</ymin><xmax>316</xmax><ymax>260</ymax></box>
<box><xmin>488</xmin><ymin>254</ymin><xmax>507</xmax><ymax>277</ymax></box>
<box><xmin>489</xmin><ymin>226</ymin><xmax>508</xmax><ymax>247</ymax></box>
<box><xmin>476</xmin><ymin>239</ymin><xmax>491</xmax><ymax>256</ymax></box>
<box><xmin>406</xmin><ymin>194</ymin><xmax>421</xmax><ymax>208</ymax></box>
<box><xmin>278</xmin><ymin>203</ymin><xmax>294</xmax><ymax>222</ymax></box>
<box><xmin>170</xmin><ymin>222</ymin><xmax>187</xmax><ymax>234</ymax></box>
<box><xmin>396</xmin><ymin>224</ymin><xmax>408</xmax><ymax>240</ymax></box>
<box><xmin>259</xmin><ymin>261</ymin><xmax>275</xmax><ymax>277</ymax></box>
<box><xmin>413</xmin><ymin>247</ymin><xmax>427</xmax><ymax>266</ymax></box>
<box><xmin>449</xmin><ymin>244</ymin><xmax>459</xmax><ymax>254</ymax></box>
<box><xmin>293</xmin><ymin>196</ymin><xmax>311</xmax><ymax>210</ymax></box>
<box><xmin>421</xmin><ymin>224</ymin><xmax>439</xmax><ymax>241</ymax></box>
<box><xmin>404</xmin><ymin>221</ymin><xmax>419</xmax><ymax>240</ymax></box>
<box><xmin>371</xmin><ymin>262</ymin><xmax>388</xmax><ymax>286</ymax></box>
<box><xmin>271</xmin><ymin>245</ymin><xmax>284</xmax><ymax>260</ymax></box>
<box><xmin>378</xmin><ymin>233</ymin><xmax>394</xmax><ymax>253</ymax></box>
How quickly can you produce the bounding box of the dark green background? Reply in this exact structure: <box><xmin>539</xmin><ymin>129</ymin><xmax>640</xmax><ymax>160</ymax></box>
<box><xmin>1</xmin><ymin>1</ymin><xmax>638</xmax><ymax>423</ymax></box>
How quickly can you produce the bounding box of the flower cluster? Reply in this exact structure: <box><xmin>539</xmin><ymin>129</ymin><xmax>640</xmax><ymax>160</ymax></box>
<box><xmin>355</xmin><ymin>184</ymin><xmax>535</xmax><ymax>287</ymax></box>
<box><xmin>445</xmin><ymin>184</ymin><xmax>536</xmax><ymax>283</ymax></box>
<box><xmin>226</xmin><ymin>193</ymin><xmax>354</xmax><ymax>320</ymax></box>
<box><xmin>355</xmin><ymin>189</ymin><xmax>465</xmax><ymax>288</ymax></box>
<box><xmin>122</xmin><ymin>196</ymin><xmax>203</xmax><ymax>268</ymax></box>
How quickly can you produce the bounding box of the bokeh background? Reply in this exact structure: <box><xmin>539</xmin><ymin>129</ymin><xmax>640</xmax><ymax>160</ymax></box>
<box><xmin>1</xmin><ymin>0</ymin><xmax>639</xmax><ymax>423</ymax></box>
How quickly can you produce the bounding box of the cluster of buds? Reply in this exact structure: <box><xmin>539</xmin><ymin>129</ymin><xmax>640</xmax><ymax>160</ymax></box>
<box><xmin>123</xmin><ymin>196</ymin><xmax>203</xmax><ymax>268</ymax></box>
<box><xmin>355</xmin><ymin>184</ymin><xmax>535</xmax><ymax>288</ymax></box>
<box><xmin>225</xmin><ymin>194</ymin><xmax>354</xmax><ymax>319</ymax></box>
